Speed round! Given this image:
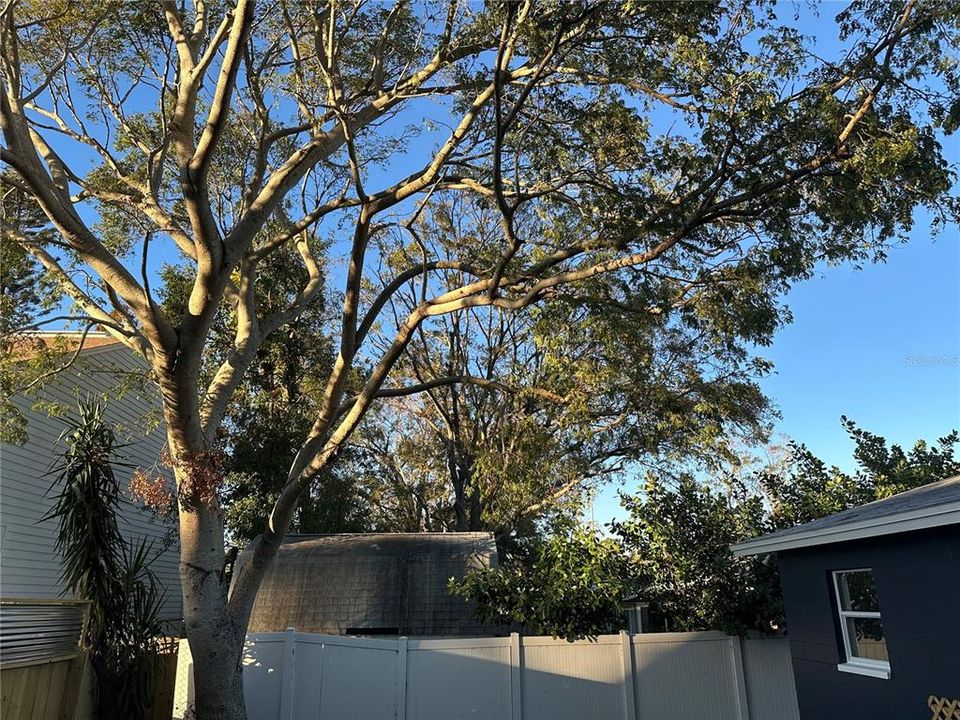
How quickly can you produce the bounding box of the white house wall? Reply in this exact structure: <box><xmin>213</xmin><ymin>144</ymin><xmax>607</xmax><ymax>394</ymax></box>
<box><xmin>0</xmin><ymin>344</ymin><xmax>182</xmax><ymax>625</ymax></box>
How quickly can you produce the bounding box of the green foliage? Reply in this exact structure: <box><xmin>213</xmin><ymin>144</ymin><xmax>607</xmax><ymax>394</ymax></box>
<box><xmin>44</xmin><ymin>399</ymin><xmax>166</xmax><ymax>720</ymax></box>
<box><xmin>359</xmin><ymin>196</ymin><xmax>774</xmax><ymax>539</ymax></box>
<box><xmin>616</xmin><ymin>419</ymin><xmax>959</xmax><ymax>634</ymax></box>
<box><xmin>457</xmin><ymin>419</ymin><xmax>959</xmax><ymax>639</ymax></box>
<box><xmin>613</xmin><ymin>476</ymin><xmax>781</xmax><ymax>634</ymax></box>
<box><xmin>5</xmin><ymin>0</ymin><xmax>959</xmax><ymax>714</ymax></box>
<box><xmin>761</xmin><ymin>418</ymin><xmax>960</xmax><ymax>528</ymax></box>
<box><xmin>0</xmin><ymin>171</ymin><xmax>66</xmax><ymax>443</ymax></box>
<box><xmin>451</xmin><ymin>524</ymin><xmax>630</xmax><ymax>640</ymax></box>
<box><xmin>0</xmin><ymin>173</ymin><xmax>47</xmax><ymax>336</ymax></box>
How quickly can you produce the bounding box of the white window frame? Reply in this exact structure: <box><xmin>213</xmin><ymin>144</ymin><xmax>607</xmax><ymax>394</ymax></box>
<box><xmin>623</xmin><ymin>603</ymin><xmax>648</xmax><ymax>634</ymax></box>
<box><xmin>831</xmin><ymin>568</ymin><xmax>891</xmax><ymax>679</ymax></box>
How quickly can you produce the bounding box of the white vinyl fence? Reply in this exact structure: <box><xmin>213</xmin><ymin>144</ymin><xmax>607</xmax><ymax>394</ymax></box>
<box><xmin>173</xmin><ymin>630</ymin><xmax>799</xmax><ymax>720</ymax></box>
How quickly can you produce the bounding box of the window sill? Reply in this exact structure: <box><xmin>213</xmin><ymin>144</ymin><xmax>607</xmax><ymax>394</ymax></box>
<box><xmin>837</xmin><ymin>662</ymin><xmax>891</xmax><ymax>680</ymax></box>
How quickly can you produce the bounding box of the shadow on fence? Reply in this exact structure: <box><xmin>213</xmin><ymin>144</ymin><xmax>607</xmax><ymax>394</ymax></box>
<box><xmin>174</xmin><ymin>630</ymin><xmax>800</xmax><ymax>720</ymax></box>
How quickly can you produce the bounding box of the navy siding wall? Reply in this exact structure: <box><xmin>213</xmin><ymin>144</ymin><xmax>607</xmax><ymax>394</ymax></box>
<box><xmin>778</xmin><ymin>525</ymin><xmax>960</xmax><ymax>720</ymax></box>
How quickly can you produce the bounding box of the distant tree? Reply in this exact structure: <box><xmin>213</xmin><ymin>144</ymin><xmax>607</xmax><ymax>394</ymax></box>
<box><xmin>0</xmin><ymin>171</ymin><xmax>66</xmax><ymax>442</ymax></box>
<box><xmin>611</xmin><ymin>420</ymin><xmax>959</xmax><ymax>634</ymax></box>
<box><xmin>353</xmin><ymin>197</ymin><xmax>770</xmax><ymax>537</ymax></box>
<box><xmin>760</xmin><ymin>418</ymin><xmax>960</xmax><ymax>528</ymax></box>
<box><xmin>612</xmin><ymin>474</ymin><xmax>781</xmax><ymax>634</ymax></box>
<box><xmin>0</xmin><ymin>171</ymin><xmax>46</xmax><ymax>336</ymax></box>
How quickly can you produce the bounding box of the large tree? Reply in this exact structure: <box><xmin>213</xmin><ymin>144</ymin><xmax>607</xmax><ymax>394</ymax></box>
<box><xmin>160</xmin><ymin>249</ymin><xmax>371</xmax><ymax>543</ymax></box>
<box><xmin>2</xmin><ymin>1</ymin><xmax>957</xmax><ymax>716</ymax></box>
<box><xmin>352</xmin><ymin>195</ymin><xmax>771</xmax><ymax>537</ymax></box>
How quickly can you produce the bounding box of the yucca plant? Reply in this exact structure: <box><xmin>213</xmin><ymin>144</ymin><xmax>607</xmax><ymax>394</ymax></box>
<box><xmin>45</xmin><ymin>398</ymin><xmax>167</xmax><ymax>720</ymax></box>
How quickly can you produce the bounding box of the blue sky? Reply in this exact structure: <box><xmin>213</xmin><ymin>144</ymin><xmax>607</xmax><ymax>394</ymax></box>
<box><xmin>586</xmin><ymin>2</ymin><xmax>960</xmax><ymax>524</ymax></box>
<box><xmin>591</xmin><ymin>213</ymin><xmax>960</xmax><ymax>525</ymax></box>
<box><xmin>759</xmin><ymin>219</ymin><xmax>959</xmax><ymax>466</ymax></box>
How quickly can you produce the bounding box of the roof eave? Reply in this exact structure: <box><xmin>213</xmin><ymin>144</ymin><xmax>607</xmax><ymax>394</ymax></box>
<box><xmin>731</xmin><ymin>501</ymin><xmax>960</xmax><ymax>557</ymax></box>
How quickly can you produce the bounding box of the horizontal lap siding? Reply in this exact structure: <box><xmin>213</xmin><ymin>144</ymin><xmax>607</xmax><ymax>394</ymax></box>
<box><xmin>1</xmin><ymin>346</ymin><xmax>182</xmax><ymax>624</ymax></box>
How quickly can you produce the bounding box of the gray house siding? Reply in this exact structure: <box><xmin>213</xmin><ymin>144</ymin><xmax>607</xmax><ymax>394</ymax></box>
<box><xmin>0</xmin><ymin>343</ymin><xmax>182</xmax><ymax>625</ymax></box>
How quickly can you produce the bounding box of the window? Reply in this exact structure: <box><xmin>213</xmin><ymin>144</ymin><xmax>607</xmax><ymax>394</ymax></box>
<box><xmin>622</xmin><ymin>603</ymin><xmax>649</xmax><ymax>633</ymax></box>
<box><xmin>832</xmin><ymin>569</ymin><xmax>890</xmax><ymax>679</ymax></box>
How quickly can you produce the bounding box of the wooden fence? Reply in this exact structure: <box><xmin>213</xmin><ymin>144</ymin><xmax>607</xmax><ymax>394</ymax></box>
<box><xmin>174</xmin><ymin>630</ymin><xmax>800</xmax><ymax>720</ymax></box>
<box><xmin>0</xmin><ymin>654</ymin><xmax>90</xmax><ymax>720</ymax></box>
<box><xmin>0</xmin><ymin>638</ymin><xmax>178</xmax><ymax>720</ymax></box>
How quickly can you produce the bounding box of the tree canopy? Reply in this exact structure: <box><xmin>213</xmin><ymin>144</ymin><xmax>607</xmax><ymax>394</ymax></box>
<box><xmin>2</xmin><ymin>1</ymin><xmax>958</xmax><ymax>716</ymax></box>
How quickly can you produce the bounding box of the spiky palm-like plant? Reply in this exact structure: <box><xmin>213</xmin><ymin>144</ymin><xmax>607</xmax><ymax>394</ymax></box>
<box><xmin>45</xmin><ymin>398</ymin><xmax>167</xmax><ymax>720</ymax></box>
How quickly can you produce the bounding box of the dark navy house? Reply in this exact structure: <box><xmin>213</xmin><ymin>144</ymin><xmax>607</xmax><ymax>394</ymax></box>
<box><xmin>733</xmin><ymin>475</ymin><xmax>960</xmax><ymax>720</ymax></box>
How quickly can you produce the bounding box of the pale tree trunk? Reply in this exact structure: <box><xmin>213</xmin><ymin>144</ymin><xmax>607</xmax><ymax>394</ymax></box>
<box><xmin>163</xmin><ymin>379</ymin><xmax>249</xmax><ymax>720</ymax></box>
<box><xmin>180</xmin><ymin>526</ymin><xmax>246</xmax><ymax>720</ymax></box>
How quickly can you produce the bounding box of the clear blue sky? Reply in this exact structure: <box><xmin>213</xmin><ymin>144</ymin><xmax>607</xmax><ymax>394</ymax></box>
<box><xmin>591</xmin><ymin>215</ymin><xmax>960</xmax><ymax>525</ymax></box>
<box><xmin>759</xmin><ymin>219</ymin><xmax>959</xmax><ymax>467</ymax></box>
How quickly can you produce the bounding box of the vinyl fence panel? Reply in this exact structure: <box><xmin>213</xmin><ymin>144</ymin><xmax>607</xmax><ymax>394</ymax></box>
<box><xmin>406</xmin><ymin>638</ymin><xmax>512</xmax><ymax>720</ymax></box>
<box><xmin>522</xmin><ymin>636</ymin><xmax>626</xmax><ymax>720</ymax></box>
<box><xmin>240</xmin><ymin>632</ymin><xmax>286</xmax><ymax>720</ymax></box>
<box><xmin>632</xmin><ymin>632</ymin><xmax>742</xmax><ymax>720</ymax></box>
<box><xmin>314</xmin><ymin>636</ymin><xmax>398</xmax><ymax>720</ymax></box>
<box><xmin>741</xmin><ymin>637</ymin><xmax>801</xmax><ymax>720</ymax></box>
<box><xmin>174</xmin><ymin>630</ymin><xmax>800</xmax><ymax>720</ymax></box>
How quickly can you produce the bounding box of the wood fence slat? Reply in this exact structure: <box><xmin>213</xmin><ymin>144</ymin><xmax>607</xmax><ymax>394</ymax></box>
<box><xmin>44</xmin><ymin>659</ymin><xmax>69</xmax><ymax>720</ymax></box>
<box><xmin>30</xmin><ymin>662</ymin><xmax>52</xmax><ymax>720</ymax></box>
<box><xmin>59</xmin><ymin>655</ymin><xmax>87</xmax><ymax>720</ymax></box>
<box><xmin>0</xmin><ymin>655</ymin><xmax>93</xmax><ymax>720</ymax></box>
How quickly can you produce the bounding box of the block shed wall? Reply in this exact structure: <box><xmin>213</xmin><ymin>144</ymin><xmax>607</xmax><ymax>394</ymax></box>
<box><xmin>777</xmin><ymin>525</ymin><xmax>960</xmax><ymax>720</ymax></box>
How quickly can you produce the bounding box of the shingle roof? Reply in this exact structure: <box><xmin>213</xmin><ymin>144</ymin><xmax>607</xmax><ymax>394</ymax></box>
<box><xmin>732</xmin><ymin>474</ymin><xmax>960</xmax><ymax>556</ymax></box>
<box><xmin>239</xmin><ymin>533</ymin><xmax>501</xmax><ymax>637</ymax></box>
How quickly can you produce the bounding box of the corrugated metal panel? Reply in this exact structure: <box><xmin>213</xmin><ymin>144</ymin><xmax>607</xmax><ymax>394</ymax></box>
<box><xmin>0</xmin><ymin>344</ymin><xmax>182</xmax><ymax>624</ymax></box>
<box><xmin>0</xmin><ymin>600</ymin><xmax>87</xmax><ymax>667</ymax></box>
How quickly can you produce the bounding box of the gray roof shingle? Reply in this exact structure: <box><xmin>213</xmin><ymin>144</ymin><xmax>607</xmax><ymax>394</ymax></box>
<box><xmin>732</xmin><ymin>474</ymin><xmax>960</xmax><ymax>555</ymax></box>
<box><xmin>237</xmin><ymin>533</ymin><xmax>501</xmax><ymax>637</ymax></box>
